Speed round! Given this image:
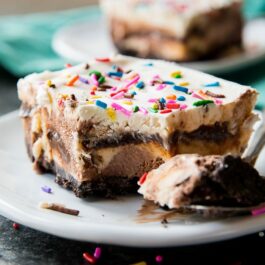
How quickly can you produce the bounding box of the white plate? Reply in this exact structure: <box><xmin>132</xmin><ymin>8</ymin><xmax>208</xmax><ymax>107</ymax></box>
<box><xmin>52</xmin><ymin>15</ymin><xmax>265</xmax><ymax>74</ymax></box>
<box><xmin>0</xmin><ymin>111</ymin><xmax>265</xmax><ymax>247</ymax></box>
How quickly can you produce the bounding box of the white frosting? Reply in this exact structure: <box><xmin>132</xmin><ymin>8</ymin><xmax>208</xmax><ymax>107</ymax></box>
<box><xmin>101</xmin><ymin>0</ymin><xmax>241</xmax><ymax>39</ymax></box>
<box><xmin>18</xmin><ymin>54</ymin><xmax>256</xmax><ymax>149</ymax></box>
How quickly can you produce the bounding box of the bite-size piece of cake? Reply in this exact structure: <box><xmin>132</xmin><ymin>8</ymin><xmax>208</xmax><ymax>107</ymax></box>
<box><xmin>101</xmin><ymin>0</ymin><xmax>243</xmax><ymax>61</ymax></box>
<box><xmin>138</xmin><ymin>154</ymin><xmax>265</xmax><ymax>209</ymax></box>
<box><xmin>18</xmin><ymin>55</ymin><xmax>257</xmax><ymax>197</ymax></box>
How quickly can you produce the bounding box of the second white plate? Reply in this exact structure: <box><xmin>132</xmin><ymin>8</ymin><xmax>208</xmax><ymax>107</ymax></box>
<box><xmin>52</xmin><ymin>12</ymin><xmax>265</xmax><ymax>74</ymax></box>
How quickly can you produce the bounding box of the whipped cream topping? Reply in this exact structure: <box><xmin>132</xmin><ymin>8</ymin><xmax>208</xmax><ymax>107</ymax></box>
<box><xmin>18</xmin><ymin>54</ymin><xmax>257</xmax><ymax>149</ymax></box>
<box><xmin>101</xmin><ymin>0</ymin><xmax>241</xmax><ymax>39</ymax></box>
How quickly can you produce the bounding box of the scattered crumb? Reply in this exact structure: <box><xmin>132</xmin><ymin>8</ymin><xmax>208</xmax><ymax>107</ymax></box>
<box><xmin>40</xmin><ymin>202</ymin><xmax>79</xmax><ymax>216</ymax></box>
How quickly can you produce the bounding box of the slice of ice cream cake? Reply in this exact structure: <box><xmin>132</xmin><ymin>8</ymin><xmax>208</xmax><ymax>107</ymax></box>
<box><xmin>17</xmin><ymin>55</ymin><xmax>258</xmax><ymax>197</ymax></box>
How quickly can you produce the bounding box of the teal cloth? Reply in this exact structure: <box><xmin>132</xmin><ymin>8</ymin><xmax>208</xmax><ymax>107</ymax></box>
<box><xmin>0</xmin><ymin>7</ymin><xmax>100</xmax><ymax>76</ymax></box>
<box><xmin>0</xmin><ymin>4</ymin><xmax>264</xmax><ymax>108</ymax></box>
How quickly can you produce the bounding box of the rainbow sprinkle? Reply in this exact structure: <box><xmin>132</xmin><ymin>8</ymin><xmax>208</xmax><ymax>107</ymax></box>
<box><xmin>66</xmin><ymin>75</ymin><xmax>79</xmax><ymax>86</ymax></box>
<box><xmin>139</xmin><ymin>107</ymin><xmax>148</xmax><ymax>114</ymax></box>
<box><xmin>96</xmin><ymin>100</ymin><xmax>107</xmax><ymax>109</ymax></box>
<box><xmin>106</xmin><ymin>107</ymin><xmax>116</xmax><ymax>121</ymax></box>
<box><xmin>177</xmin><ymin>96</ymin><xmax>186</xmax><ymax>101</ymax></box>
<box><xmin>156</xmin><ymin>255</ymin><xmax>163</xmax><ymax>263</ymax></box>
<box><xmin>112</xmin><ymin>91</ymin><xmax>125</xmax><ymax>99</ymax></box>
<box><xmin>108</xmin><ymin>71</ymin><xmax>123</xmax><ymax>78</ymax></box>
<box><xmin>193</xmin><ymin>100</ymin><xmax>214</xmax><ymax>107</ymax></box>
<box><xmin>136</xmin><ymin>81</ymin><xmax>145</xmax><ymax>89</ymax></box>
<box><xmin>171</xmin><ymin>71</ymin><xmax>182</xmax><ymax>78</ymax></box>
<box><xmin>163</xmin><ymin>81</ymin><xmax>175</xmax><ymax>85</ymax></box>
<box><xmin>41</xmin><ymin>186</ymin><xmax>52</xmax><ymax>194</ymax></box>
<box><xmin>252</xmin><ymin>206</ymin><xmax>265</xmax><ymax>216</ymax></box>
<box><xmin>93</xmin><ymin>247</ymin><xmax>102</xmax><ymax>259</ymax></box>
<box><xmin>125</xmin><ymin>75</ymin><xmax>140</xmax><ymax>88</ymax></box>
<box><xmin>133</xmin><ymin>106</ymin><xmax>139</xmax><ymax>112</ymax></box>
<box><xmin>111</xmin><ymin>103</ymin><xmax>132</xmax><ymax>117</ymax></box>
<box><xmin>173</xmin><ymin>85</ymin><xmax>188</xmax><ymax>93</ymax></box>
<box><xmin>204</xmin><ymin>81</ymin><xmax>220</xmax><ymax>87</ymax></box>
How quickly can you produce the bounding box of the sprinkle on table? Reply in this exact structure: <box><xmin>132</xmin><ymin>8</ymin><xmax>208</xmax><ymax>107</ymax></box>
<box><xmin>95</xmin><ymin>100</ymin><xmax>107</xmax><ymax>109</ymax></box>
<box><xmin>156</xmin><ymin>255</ymin><xmax>163</xmax><ymax>263</ymax></box>
<box><xmin>13</xmin><ymin>223</ymin><xmax>20</xmax><ymax>230</ymax></box>
<box><xmin>252</xmin><ymin>206</ymin><xmax>265</xmax><ymax>216</ymax></box>
<box><xmin>204</xmin><ymin>81</ymin><xmax>220</xmax><ymax>87</ymax></box>
<box><xmin>94</xmin><ymin>247</ymin><xmax>102</xmax><ymax>259</ymax></box>
<box><xmin>83</xmin><ymin>252</ymin><xmax>96</xmax><ymax>264</ymax></box>
<box><xmin>173</xmin><ymin>85</ymin><xmax>188</xmax><ymax>93</ymax></box>
<box><xmin>40</xmin><ymin>202</ymin><xmax>80</xmax><ymax>216</ymax></box>
<box><xmin>193</xmin><ymin>100</ymin><xmax>214</xmax><ymax>107</ymax></box>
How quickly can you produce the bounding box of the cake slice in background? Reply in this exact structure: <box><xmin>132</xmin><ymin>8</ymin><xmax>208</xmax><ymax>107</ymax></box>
<box><xmin>18</xmin><ymin>55</ymin><xmax>257</xmax><ymax>197</ymax></box>
<box><xmin>101</xmin><ymin>0</ymin><xmax>243</xmax><ymax>61</ymax></box>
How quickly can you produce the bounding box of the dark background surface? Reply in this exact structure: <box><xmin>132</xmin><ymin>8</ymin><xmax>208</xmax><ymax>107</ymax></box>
<box><xmin>0</xmin><ymin>67</ymin><xmax>265</xmax><ymax>265</ymax></box>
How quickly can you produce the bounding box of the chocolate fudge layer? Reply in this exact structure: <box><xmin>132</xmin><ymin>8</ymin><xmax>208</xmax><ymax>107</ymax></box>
<box><xmin>18</xmin><ymin>55</ymin><xmax>257</xmax><ymax>197</ymax></box>
<box><xmin>138</xmin><ymin>154</ymin><xmax>265</xmax><ymax>208</ymax></box>
<box><xmin>101</xmin><ymin>0</ymin><xmax>243</xmax><ymax>61</ymax></box>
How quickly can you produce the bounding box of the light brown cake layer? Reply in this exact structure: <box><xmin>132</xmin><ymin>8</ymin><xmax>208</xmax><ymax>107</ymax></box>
<box><xmin>108</xmin><ymin>4</ymin><xmax>243</xmax><ymax>61</ymax></box>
